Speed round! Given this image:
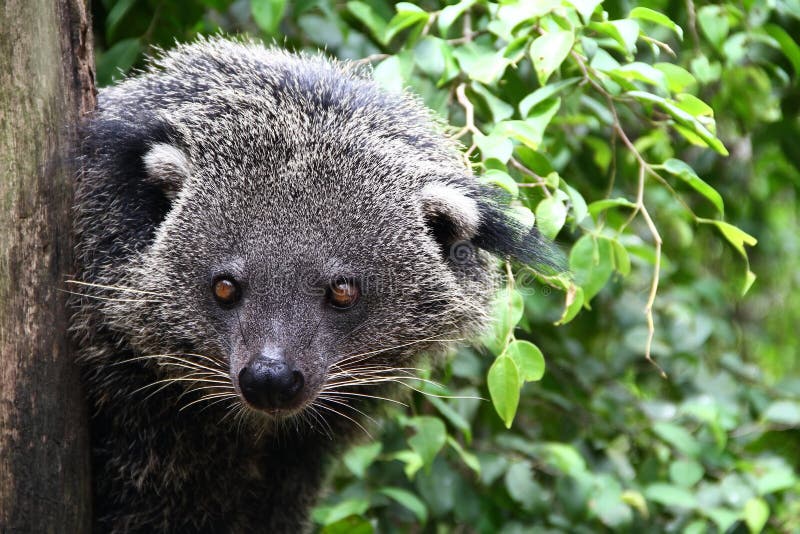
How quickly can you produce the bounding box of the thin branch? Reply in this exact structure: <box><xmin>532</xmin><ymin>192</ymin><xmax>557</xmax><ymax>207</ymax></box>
<box><xmin>684</xmin><ymin>0</ymin><xmax>702</xmax><ymax>51</ymax></box>
<box><xmin>454</xmin><ymin>83</ymin><xmax>480</xmax><ymax>166</ymax></box>
<box><xmin>447</xmin><ymin>30</ymin><xmax>485</xmax><ymax>45</ymax></box>
<box><xmin>510</xmin><ymin>157</ymin><xmax>552</xmax><ymax>197</ymax></box>
<box><xmin>640</xmin><ymin>35</ymin><xmax>676</xmax><ymax>57</ymax></box>
<box><xmin>570</xmin><ymin>48</ymin><xmax>668</xmax><ymax>377</ymax></box>
<box><xmin>353</xmin><ymin>53</ymin><xmax>389</xmax><ymax>66</ymax></box>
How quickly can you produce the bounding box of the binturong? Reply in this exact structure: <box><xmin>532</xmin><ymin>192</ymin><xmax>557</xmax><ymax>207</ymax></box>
<box><xmin>71</xmin><ymin>36</ymin><xmax>561</xmax><ymax>533</ymax></box>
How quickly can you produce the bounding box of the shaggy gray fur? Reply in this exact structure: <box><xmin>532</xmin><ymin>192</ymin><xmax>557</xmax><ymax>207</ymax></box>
<box><xmin>72</xmin><ymin>36</ymin><xmax>555</xmax><ymax>533</ymax></box>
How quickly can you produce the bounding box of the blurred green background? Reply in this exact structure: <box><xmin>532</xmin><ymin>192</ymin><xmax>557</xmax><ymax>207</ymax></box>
<box><xmin>91</xmin><ymin>0</ymin><xmax>800</xmax><ymax>532</ymax></box>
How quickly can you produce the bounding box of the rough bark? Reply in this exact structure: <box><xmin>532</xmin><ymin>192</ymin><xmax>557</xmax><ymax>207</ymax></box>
<box><xmin>0</xmin><ymin>0</ymin><xmax>95</xmax><ymax>531</ymax></box>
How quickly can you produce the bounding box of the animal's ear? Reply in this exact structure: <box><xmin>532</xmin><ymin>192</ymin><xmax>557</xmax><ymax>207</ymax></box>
<box><xmin>77</xmin><ymin>116</ymin><xmax>187</xmax><ymax>265</ymax></box>
<box><xmin>143</xmin><ymin>143</ymin><xmax>192</xmax><ymax>200</ymax></box>
<box><xmin>419</xmin><ymin>182</ymin><xmax>481</xmax><ymax>259</ymax></box>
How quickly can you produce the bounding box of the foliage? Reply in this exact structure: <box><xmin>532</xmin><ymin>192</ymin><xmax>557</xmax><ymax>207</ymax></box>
<box><xmin>93</xmin><ymin>0</ymin><xmax>800</xmax><ymax>532</ymax></box>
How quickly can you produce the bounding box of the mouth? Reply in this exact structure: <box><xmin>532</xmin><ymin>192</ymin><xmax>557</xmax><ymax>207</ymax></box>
<box><xmin>236</xmin><ymin>392</ymin><xmax>311</xmax><ymax>417</ymax></box>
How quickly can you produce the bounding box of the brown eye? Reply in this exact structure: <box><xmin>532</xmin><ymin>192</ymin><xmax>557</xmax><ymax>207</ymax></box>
<box><xmin>212</xmin><ymin>277</ymin><xmax>240</xmax><ymax>307</ymax></box>
<box><xmin>328</xmin><ymin>279</ymin><xmax>360</xmax><ymax>309</ymax></box>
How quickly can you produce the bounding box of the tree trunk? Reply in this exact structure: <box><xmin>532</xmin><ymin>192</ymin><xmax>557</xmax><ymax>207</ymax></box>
<box><xmin>0</xmin><ymin>0</ymin><xmax>95</xmax><ymax>531</ymax></box>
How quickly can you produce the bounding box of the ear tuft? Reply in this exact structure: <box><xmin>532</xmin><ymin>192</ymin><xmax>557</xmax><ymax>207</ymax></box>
<box><xmin>419</xmin><ymin>183</ymin><xmax>481</xmax><ymax>259</ymax></box>
<box><xmin>472</xmin><ymin>191</ymin><xmax>566</xmax><ymax>273</ymax></box>
<box><xmin>143</xmin><ymin>143</ymin><xmax>192</xmax><ymax>200</ymax></box>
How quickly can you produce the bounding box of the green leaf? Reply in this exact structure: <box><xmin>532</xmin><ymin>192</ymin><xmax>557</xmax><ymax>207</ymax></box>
<box><xmin>661</xmin><ymin>159</ymin><xmax>724</xmax><ymax>214</ymax></box>
<box><xmin>511</xmin><ymin>206</ymin><xmax>535</xmax><ymax>228</ymax></box>
<box><xmin>628</xmin><ymin>91</ymin><xmax>729</xmax><ymax>155</ymax></box>
<box><xmin>654</xmin><ymin>63</ymin><xmax>697</xmax><ymax>93</ymax></box>
<box><xmin>495</xmin><ymin>98</ymin><xmax>560</xmax><ymax>150</ymax></box>
<box><xmin>703</xmin><ymin>507</ymin><xmax>740</xmax><ymax>532</ymax></box>
<box><xmin>555</xmin><ymin>284</ymin><xmax>584</xmax><ymax>325</ymax></box>
<box><xmin>690</xmin><ymin>55</ymin><xmax>722</xmax><ymax>84</ymax></box>
<box><xmin>674</xmin><ymin>93</ymin><xmax>714</xmax><ymax>120</ymax></box>
<box><xmin>621</xmin><ymin>490</ymin><xmax>649</xmax><ymax>518</ymax></box>
<box><xmin>669</xmin><ymin>459</ymin><xmax>704</xmax><ymax>488</ymax></box>
<box><xmin>697</xmin><ymin>219</ymin><xmax>757</xmax><ymax>257</ymax></box>
<box><xmin>475</xmin><ymin>132</ymin><xmax>513</xmax><ymax>163</ymax></box>
<box><xmin>764</xmin><ymin>24</ymin><xmax>800</xmax><ymax>77</ymax></box>
<box><xmin>487</xmin><ymin>19</ymin><xmax>514</xmax><ymax>42</ymax></box>
<box><xmin>453</xmin><ymin>44</ymin><xmax>510</xmax><ymax>85</ymax></box>
<box><xmin>447</xmin><ymin>436</ymin><xmax>481</xmax><ymax>475</ymax></box>
<box><xmin>347</xmin><ymin>1</ymin><xmax>387</xmax><ymax>43</ymax></box>
<box><xmin>414</xmin><ymin>37</ymin><xmax>447</xmax><ymax>77</ymax></box>
<box><xmin>395</xmin><ymin>2</ymin><xmax>424</xmax><ymax>12</ymax></box>
<box><xmin>589</xmin><ymin>20</ymin><xmax>640</xmax><ymax>55</ymax></box>
<box><xmin>611</xmin><ymin>20</ymin><xmax>641</xmax><ymax>52</ymax></box>
<box><xmin>653</xmin><ymin>422</ymin><xmax>701</xmax><ymax>457</ymax></box>
<box><xmin>477</xmin><ymin>453</ymin><xmax>508</xmax><ymax>486</ymax></box>
<box><xmin>538</xmin><ymin>443</ymin><xmax>587</xmax><ymax>476</ymax></box>
<box><xmin>529</xmin><ymin>30</ymin><xmax>575</xmax><ymax>85</ymax></box>
<box><xmin>312</xmin><ymin>498</ymin><xmax>370</xmax><ymax>525</ymax></box>
<box><xmin>518</xmin><ymin>77</ymin><xmax>580</xmax><ymax>118</ymax></box>
<box><xmin>742</xmin><ymin>270</ymin><xmax>757</xmax><ymax>296</ymax></box>
<box><xmin>563</xmin><ymin>183</ymin><xmax>588</xmax><ymax>225</ymax></box>
<box><xmin>438</xmin><ymin>0</ymin><xmax>476</xmax><ymax>35</ymax></box>
<box><xmin>96</xmin><ymin>38</ymin><xmax>142</xmax><ymax>87</ymax></box>
<box><xmin>482</xmin><ymin>288</ymin><xmax>524</xmax><ymax>355</ymax></box>
<box><xmin>535</xmin><ymin>196</ymin><xmax>567</xmax><ymax>239</ymax></box>
<box><xmin>753</xmin><ymin>461</ymin><xmax>796</xmax><ymax>495</ymax></box>
<box><xmin>629</xmin><ymin>7</ymin><xmax>683</xmax><ymax>40</ymax></box>
<box><xmin>697</xmin><ymin>5</ymin><xmax>730</xmax><ymax>49</ymax></box>
<box><xmin>407</xmin><ymin>416</ymin><xmax>447</xmax><ymax>468</ymax></box>
<box><xmin>588</xmin><ymin>197</ymin><xmax>637</xmax><ymax>218</ymax></box>
<box><xmin>569</xmin><ymin>235</ymin><xmax>613</xmax><ymax>302</ymax></box>
<box><xmin>497</xmin><ymin>0</ymin><xmax>560</xmax><ymax>29</ymax></box>
<box><xmin>644</xmin><ymin>483</ymin><xmax>696</xmax><ymax>509</ymax></box>
<box><xmin>373</xmin><ymin>54</ymin><xmax>412</xmax><ymax>93</ymax></box>
<box><xmin>744</xmin><ymin>497</ymin><xmax>769</xmax><ymax>534</ymax></box>
<box><xmin>428</xmin><ymin>396</ymin><xmax>472</xmax><ymax>442</ymax></box>
<box><xmin>105</xmin><ymin>0</ymin><xmax>137</xmax><ymax>41</ymax></box>
<box><xmin>503</xmin><ymin>340</ymin><xmax>545</xmax><ymax>382</ymax></box>
<box><xmin>343</xmin><ymin>442</ymin><xmax>382</xmax><ymax>479</ymax></box>
<box><xmin>591</xmin><ymin>475</ymin><xmax>632</xmax><ymax>528</ymax></box>
<box><xmin>683</xmin><ymin>521</ymin><xmax>707</xmax><ymax>534</ymax></box>
<box><xmin>702</xmin><ymin>216</ymin><xmax>760</xmax><ymax>294</ymax></box>
<box><xmin>515</xmin><ymin>146</ymin><xmax>554</xmax><ymax>175</ymax></box>
<box><xmin>251</xmin><ymin>0</ymin><xmax>288</xmax><ymax>35</ymax></box>
<box><xmin>379</xmin><ymin>487</ymin><xmax>428</xmax><ymax>523</ymax></box>
<box><xmin>763</xmin><ymin>400</ymin><xmax>800</xmax><ymax>426</ymax></box>
<box><xmin>504</xmin><ymin>461</ymin><xmax>539</xmax><ymax>510</ymax></box>
<box><xmin>320</xmin><ymin>515</ymin><xmax>373</xmax><ymax>534</ymax></box>
<box><xmin>488</xmin><ymin>355</ymin><xmax>521</xmax><ymax>428</ymax></box>
<box><xmin>608</xmin><ymin>63</ymin><xmax>667</xmax><ymax>91</ymax></box>
<box><xmin>567</xmin><ymin>0</ymin><xmax>602</xmax><ymax>21</ymax></box>
<box><xmin>504</xmin><ymin>35</ymin><xmax>532</xmax><ymax>61</ymax></box>
<box><xmin>385</xmin><ymin>7</ymin><xmax>429</xmax><ymax>44</ymax></box>
<box><xmin>610</xmin><ymin>240</ymin><xmax>631</xmax><ymax>276</ymax></box>
<box><xmin>471</xmin><ymin>83</ymin><xmax>514</xmax><ymax>122</ymax></box>
<box><xmin>480</xmin><ymin>169</ymin><xmax>518</xmax><ymax>197</ymax></box>
<box><xmin>386</xmin><ymin>450</ymin><xmax>424</xmax><ymax>479</ymax></box>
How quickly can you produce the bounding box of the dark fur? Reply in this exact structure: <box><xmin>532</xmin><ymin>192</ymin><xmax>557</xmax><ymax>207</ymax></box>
<box><xmin>72</xmin><ymin>37</ymin><xmax>557</xmax><ymax>533</ymax></box>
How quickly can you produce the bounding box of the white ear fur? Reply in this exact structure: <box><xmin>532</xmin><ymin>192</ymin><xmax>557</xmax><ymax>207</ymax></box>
<box><xmin>419</xmin><ymin>182</ymin><xmax>481</xmax><ymax>239</ymax></box>
<box><xmin>143</xmin><ymin>143</ymin><xmax>192</xmax><ymax>200</ymax></box>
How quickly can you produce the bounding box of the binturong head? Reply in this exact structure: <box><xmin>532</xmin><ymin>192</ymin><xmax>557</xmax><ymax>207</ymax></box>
<box><xmin>74</xmin><ymin>37</ymin><xmax>562</xmax><ymax>427</ymax></box>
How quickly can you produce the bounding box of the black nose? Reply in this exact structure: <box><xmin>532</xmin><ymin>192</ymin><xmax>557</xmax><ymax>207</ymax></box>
<box><xmin>238</xmin><ymin>359</ymin><xmax>305</xmax><ymax>410</ymax></box>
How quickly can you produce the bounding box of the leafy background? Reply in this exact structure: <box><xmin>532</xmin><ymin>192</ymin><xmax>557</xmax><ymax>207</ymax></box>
<box><xmin>91</xmin><ymin>0</ymin><xmax>800</xmax><ymax>532</ymax></box>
